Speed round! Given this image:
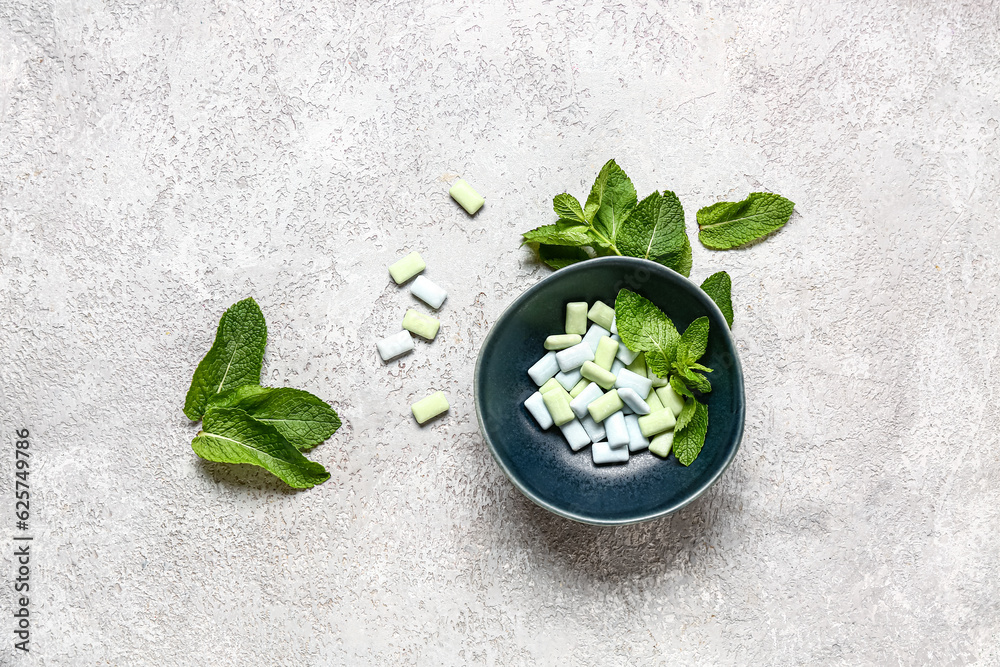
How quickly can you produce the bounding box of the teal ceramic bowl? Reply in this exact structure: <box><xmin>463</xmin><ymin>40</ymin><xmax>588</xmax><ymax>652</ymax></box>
<box><xmin>474</xmin><ymin>256</ymin><xmax>745</xmax><ymax>525</ymax></box>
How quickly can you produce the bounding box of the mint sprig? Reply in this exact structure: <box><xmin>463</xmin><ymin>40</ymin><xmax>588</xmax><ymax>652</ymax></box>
<box><xmin>614</xmin><ymin>289</ymin><xmax>713</xmax><ymax>466</ymax></box>
<box><xmin>670</xmin><ymin>317</ymin><xmax>713</xmax><ymax>397</ymax></box>
<box><xmin>524</xmin><ymin>160</ymin><xmax>797</xmax><ymax>329</ymax></box>
<box><xmin>184</xmin><ymin>298</ymin><xmax>339</xmax><ymax>489</ymax></box>
<box><xmin>524</xmin><ymin>160</ymin><xmax>692</xmax><ymax>277</ymax></box>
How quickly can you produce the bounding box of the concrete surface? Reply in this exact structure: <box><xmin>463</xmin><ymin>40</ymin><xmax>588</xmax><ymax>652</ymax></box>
<box><xmin>2</xmin><ymin>1</ymin><xmax>999</xmax><ymax>665</ymax></box>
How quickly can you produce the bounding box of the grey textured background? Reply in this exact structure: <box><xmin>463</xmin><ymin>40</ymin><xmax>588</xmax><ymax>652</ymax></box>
<box><xmin>2</xmin><ymin>0</ymin><xmax>999</xmax><ymax>665</ymax></box>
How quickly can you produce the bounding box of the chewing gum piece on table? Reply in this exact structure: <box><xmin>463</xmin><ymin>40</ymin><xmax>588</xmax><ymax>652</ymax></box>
<box><xmin>411</xmin><ymin>275</ymin><xmax>447</xmax><ymax>309</ymax></box>
<box><xmin>449</xmin><ymin>179</ymin><xmax>485</xmax><ymax>215</ymax></box>
<box><xmin>389</xmin><ymin>251</ymin><xmax>426</xmax><ymax>284</ymax></box>
<box><xmin>402</xmin><ymin>309</ymin><xmax>440</xmax><ymax>340</ymax></box>
<box><xmin>412</xmin><ymin>392</ymin><xmax>449</xmax><ymax>424</ymax></box>
<box><xmin>376</xmin><ymin>330</ymin><xmax>414</xmax><ymax>361</ymax></box>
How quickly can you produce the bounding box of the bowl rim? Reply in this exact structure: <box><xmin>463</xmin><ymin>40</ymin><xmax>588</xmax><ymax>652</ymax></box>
<box><xmin>473</xmin><ymin>256</ymin><xmax>746</xmax><ymax>526</ymax></box>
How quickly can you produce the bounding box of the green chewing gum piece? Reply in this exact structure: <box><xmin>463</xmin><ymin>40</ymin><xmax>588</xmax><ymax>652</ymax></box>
<box><xmin>412</xmin><ymin>391</ymin><xmax>449</xmax><ymax>424</ymax></box>
<box><xmin>593</xmin><ymin>336</ymin><xmax>619</xmax><ymax>371</ymax></box>
<box><xmin>545</xmin><ymin>334</ymin><xmax>582</xmax><ymax>351</ymax></box>
<box><xmin>587</xmin><ymin>301</ymin><xmax>615</xmax><ymax>330</ymax></box>
<box><xmin>649</xmin><ymin>431</ymin><xmax>674</xmax><ymax>458</ymax></box>
<box><xmin>388</xmin><ymin>251</ymin><xmax>426</xmax><ymax>284</ymax></box>
<box><xmin>449</xmin><ymin>179</ymin><xmax>485</xmax><ymax>215</ymax></box>
<box><xmin>542</xmin><ymin>389</ymin><xmax>574</xmax><ymax>426</ymax></box>
<box><xmin>402</xmin><ymin>309</ymin><xmax>440</xmax><ymax>340</ymax></box>
<box><xmin>587</xmin><ymin>390</ymin><xmax>624</xmax><ymax>423</ymax></box>
<box><xmin>655</xmin><ymin>385</ymin><xmax>685</xmax><ymax>417</ymax></box>
<box><xmin>539</xmin><ymin>378</ymin><xmax>562</xmax><ymax>395</ymax></box>
<box><xmin>638</xmin><ymin>409</ymin><xmax>676</xmax><ymax>438</ymax></box>
<box><xmin>565</xmin><ymin>302</ymin><xmax>588</xmax><ymax>335</ymax></box>
<box><xmin>580</xmin><ymin>361</ymin><xmax>616</xmax><ymax>390</ymax></box>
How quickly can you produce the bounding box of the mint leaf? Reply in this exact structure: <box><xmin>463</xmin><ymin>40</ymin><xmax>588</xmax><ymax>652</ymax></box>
<box><xmin>676</xmin><ymin>317</ymin><xmax>710</xmax><ymax>366</ymax></box>
<box><xmin>614</xmin><ymin>289</ymin><xmax>680</xmax><ymax>377</ymax></box>
<box><xmin>184</xmin><ymin>298</ymin><xmax>267</xmax><ymax>421</ymax></box>
<box><xmin>209</xmin><ymin>386</ymin><xmax>341</xmax><ymax>451</ymax></box>
<box><xmin>538</xmin><ymin>244</ymin><xmax>590</xmax><ymax>269</ymax></box>
<box><xmin>673</xmin><ymin>400</ymin><xmax>708</xmax><ymax>466</ymax></box>
<box><xmin>673</xmin><ymin>364</ymin><xmax>712</xmax><ymax>394</ymax></box>
<box><xmin>675</xmin><ymin>397</ymin><xmax>698</xmax><ymax>432</ymax></box>
<box><xmin>192</xmin><ymin>407</ymin><xmax>331</xmax><ymax>488</ymax></box>
<box><xmin>617</xmin><ymin>191</ymin><xmax>692</xmax><ymax>277</ymax></box>
<box><xmin>586</xmin><ymin>159</ymin><xmax>637</xmax><ymax>242</ymax></box>
<box><xmin>553</xmin><ymin>193</ymin><xmax>587</xmax><ymax>224</ymax></box>
<box><xmin>697</xmin><ymin>192</ymin><xmax>795</xmax><ymax>250</ymax></box>
<box><xmin>670</xmin><ymin>374</ymin><xmax>694</xmax><ymax>398</ymax></box>
<box><xmin>522</xmin><ymin>224</ymin><xmax>594</xmax><ymax>247</ymax></box>
<box><xmin>645</xmin><ymin>352</ymin><xmax>673</xmax><ymax>379</ymax></box>
<box><xmin>700</xmin><ymin>271</ymin><xmax>733</xmax><ymax>327</ymax></box>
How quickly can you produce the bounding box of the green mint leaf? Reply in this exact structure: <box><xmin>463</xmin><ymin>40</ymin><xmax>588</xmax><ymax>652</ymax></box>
<box><xmin>553</xmin><ymin>193</ymin><xmax>587</xmax><ymax>224</ymax></box>
<box><xmin>192</xmin><ymin>407</ymin><xmax>331</xmax><ymax>488</ymax></box>
<box><xmin>614</xmin><ymin>289</ymin><xmax>680</xmax><ymax>376</ymax></box>
<box><xmin>586</xmin><ymin>159</ymin><xmax>637</xmax><ymax>242</ymax></box>
<box><xmin>617</xmin><ymin>191</ymin><xmax>692</xmax><ymax>277</ymax></box>
<box><xmin>674</xmin><ymin>363</ymin><xmax>713</xmax><ymax>394</ymax></box>
<box><xmin>700</xmin><ymin>271</ymin><xmax>734</xmax><ymax>327</ymax></box>
<box><xmin>689</xmin><ymin>362</ymin><xmax>713</xmax><ymax>373</ymax></box>
<box><xmin>537</xmin><ymin>244</ymin><xmax>590</xmax><ymax>270</ymax></box>
<box><xmin>674</xmin><ymin>397</ymin><xmax>698</xmax><ymax>432</ymax></box>
<box><xmin>697</xmin><ymin>192</ymin><xmax>795</xmax><ymax>250</ymax></box>
<box><xmin>522</xmin><ymin>224</ymin><xmax>594</xmax><ymax>247</ymax></box>
<box><xmin>670</xmin><ymin>374</ymin><xmax>694</xmax><ymax>398</ymax></box>
<box><xmin>673</xmin><ymin>400</ymin><xmax>708</xmax><ymax>466</ymax></box>
<box><xmin>676</xmin><ymin>317</ymin><xmax>710</xmax><ymax>366</ymax></box>
<box><xmin>184</xmin><ymin>298</ymin><xmax>267</xmax><ymax>421</ymax></box>
<box><xmin>554</xmin><ymin>217</ymin><xmax>587</xmax><ymax>231</ymax></box>
<box><xmin>644</xmin><ymin>351</ymin><xmax>673</xmax><ymax>378</ymax></box>
<box><xmin>208</xmin><ymin>386</ymin><xmax>341</xmax><ymax>451</ymax></box>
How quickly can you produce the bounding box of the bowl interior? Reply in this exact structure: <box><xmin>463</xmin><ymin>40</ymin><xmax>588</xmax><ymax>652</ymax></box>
<box><xmin>474</xmin><ymin>257</ymin><xmax>745</xmax><ymax>525</ymax></box>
